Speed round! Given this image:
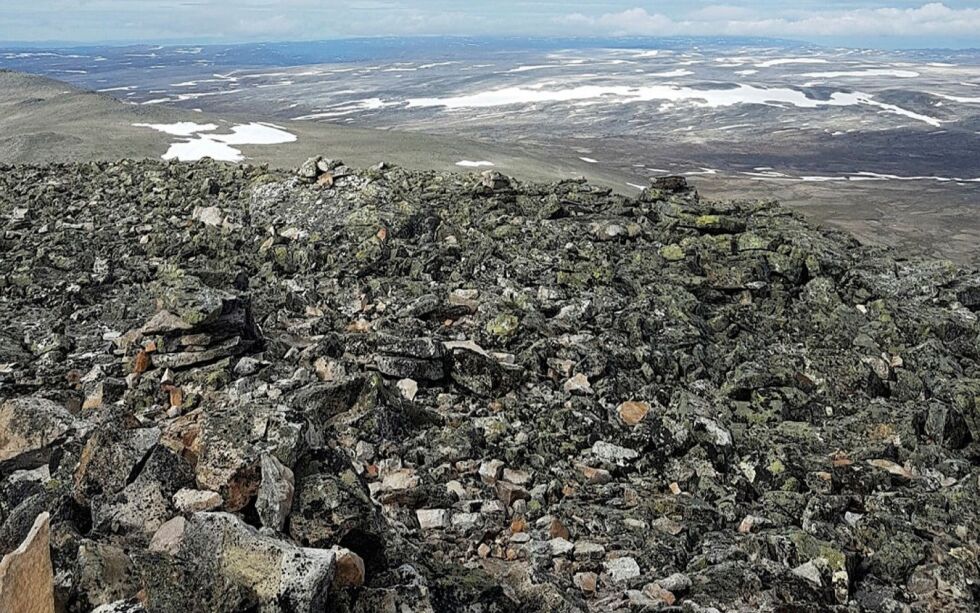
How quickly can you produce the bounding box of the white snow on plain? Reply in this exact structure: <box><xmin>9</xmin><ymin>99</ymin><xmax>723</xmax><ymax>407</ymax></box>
<box><xmin>456</xmin><ymin>160</ymin><xmax>495</xmax><ymax>167</ymax></box>
<box><xmin>292</xmin><ymin>98</ymin><xmax>392</xmax><ymax>120</ymax></box>
<box><xmin>685</xmin><ymin>168</ymin><xmax>720</xmax><ymax>176</ymax></box>
<box><xmin>755</xmin><ymin>58</ymin><xmax>829</xmax><ymax>68</ymax></box>
<box><xmin>799</xmin><ymin>69</ymin><xmax>920</xmax><ymax>78</ymax></box>
<box><xmin>646</xmin><ymin>69</ymin><xmax>694</xmax><ymax>78</ymax></box>
<box><xmin>930</xmin><ymin>92</ymin><xmax>980</xmax><ymax>104</ymax></box>
<box><xmin>795</xmin><ymin>172</ymin><xmax>979</xmax><ymax>183</ymax></box>
<box><xmin>404</xmin><ymin>83</ymin><xmax>942</xmax><ymax>127</ymax></box>
<box><xmin>132</xmin><ymin>122</ymin><xmax>296</xmax><ymax>162</ymax></box>
<box><xmin>507</xmin><ymin>65</ymin><xmax>556</xmax><ymax>73</ymax></box>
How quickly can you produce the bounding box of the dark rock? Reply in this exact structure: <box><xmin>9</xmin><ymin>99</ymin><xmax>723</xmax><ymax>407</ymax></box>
<box><xmin>0</xmin><ymin>159</ymin><xmax>977</xmax><ymax>612</ymax></box>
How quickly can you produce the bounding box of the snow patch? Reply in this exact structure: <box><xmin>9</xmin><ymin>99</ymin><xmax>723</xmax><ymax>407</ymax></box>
<box><xmin>132</xmin><ymin>122</ymin><xmax>296</xmax><ymax>162</ymax></box>
<box><xmin>799</xmin><ymin>69</ymin><xmax>919</xmax><ymax>78</ymax></box>
<box><xmin>404</xmin><ymin>83</ymin><xmax>942</xmax><ymax>127</ymax></box>
<box><xmin>755</xmin><ymin>58</ymin><xmax>829</xmax><ymax>68</ymax></box>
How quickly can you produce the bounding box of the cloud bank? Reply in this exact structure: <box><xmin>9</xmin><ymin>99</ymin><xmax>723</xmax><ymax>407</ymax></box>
<box><xmin>0</xmin><ymin>2</ymin><xmax>977</xmax><ymax>48</ymax></box>
<box><xmin>559</xmin><ymin>3</ymin><xmax>980</xmax><ymax>42</ymax></box>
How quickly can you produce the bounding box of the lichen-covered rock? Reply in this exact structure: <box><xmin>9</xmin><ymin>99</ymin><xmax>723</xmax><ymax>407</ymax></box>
<box><xmin>288</xmin><ymin>448</ymin><xmax>387</xmax><ymax>567</ymax></box>
<box><xmin>0</xmin><ymin>397</ymin><xmax>86</xmax><ymax>471</ymax></box>
<box><xmin>255</xmin><ymin>452</ymin><xmax>294</xmax><ymax>532</ymax></box>
<box><xmin>74</xmin><ymin>540</ymin><xmax>138</xmax><ymax>609</ymax></box>
<box><xmin>73</xmin><ymin>423</ymin><xmax>161</xmax><ymax>505</ymax></box>
<box><xmin>139</xmin><ymin>512</ymin><xmax>336</xmax><ymax>613</ymax></box>
<box><xmin>0</xmin><ymin>160</ymin><xmax>978</xmax><ymax>611</ymax></box>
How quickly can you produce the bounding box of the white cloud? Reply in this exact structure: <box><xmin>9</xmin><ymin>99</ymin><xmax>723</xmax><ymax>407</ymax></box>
<box><xmin>558</xmin><ymin>3</ymin><xmax>980</xmax><ymax>41</ymax></box>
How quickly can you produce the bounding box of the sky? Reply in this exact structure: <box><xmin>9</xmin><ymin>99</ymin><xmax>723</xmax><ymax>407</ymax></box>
<box><xmin>0</xmin><ymin>2</ymin><xmax>978</xmax><ymax>49</ymax></box>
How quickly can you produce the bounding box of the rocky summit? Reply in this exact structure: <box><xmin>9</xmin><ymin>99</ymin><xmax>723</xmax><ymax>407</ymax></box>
<box><xmin>0</xmin><ymin>157</ymin><xmax>978</xmax><ymax>613</ymax></box>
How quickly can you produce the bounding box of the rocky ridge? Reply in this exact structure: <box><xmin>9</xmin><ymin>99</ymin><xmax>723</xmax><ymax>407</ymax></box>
<box><xmin>0</xmin><ymin>158</ymin><xmax>978</xmax><ymax>612</ymax></box>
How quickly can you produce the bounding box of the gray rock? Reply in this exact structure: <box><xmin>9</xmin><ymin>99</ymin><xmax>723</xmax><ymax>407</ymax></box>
<box><xmin>255</xmin><ymin>453</ymin><xmax>294</xmax><ymax>532</ymax></box>
<box><xmin>0</xmin><ymin>397</ymin><xmax>86</xmax><ymax>471</ymax></box>
<box><xmin>142</xmin><ymin>512</ymin><xmax>335</xmax><ymax>613</ymax></box>
<box><xmin>603</xmin><ymin>557</ymin><xmax>641</xmax><ymax>584</ymax></box>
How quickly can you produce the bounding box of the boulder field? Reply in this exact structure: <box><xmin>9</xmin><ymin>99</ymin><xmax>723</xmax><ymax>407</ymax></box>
<box><xmin>0</xmin><ymin>158</ymin><xmax>978</xmax><ymax>611</ymax></box>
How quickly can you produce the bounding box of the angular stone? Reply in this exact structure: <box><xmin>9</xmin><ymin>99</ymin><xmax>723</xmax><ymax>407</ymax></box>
<box><xmin>74</xmin><ymin>424</ymin><xmax>161</xmax><ymax>505</ymax></box>
<box><xmin>591</xmin><ymin>441</ymin><xmax>639</xmax><ymax>465</ymax></box>
<box><xmin>256</xmin><ymin>453</ymin><xmax>295</xmax><ymax>532</ymax></box>
<box><xmin>0</xmin><ymin>512</ymin><xmax>54</xmax><ymax>613</ymax></box>
<box><xmin>380</xmin><ymin>468</ymin><xmax>419</xmax><ymax>492</ymax></box>
<box><xmin>495</xmin><ymin>481</ymin><xmax>530</xmax><ymax>506</ymax></box>
<box><xmin>331</xmin><ymin>547</ymin><xmax>365</xmax><ymax>589</ymax></box>
<box><xmin>75</xmin><ymin>541</ymin><xmax>137</xmax><ymax>609</ymax></box>
<box><xmin>173</xmin><ymin>488</ymin><xmax>223</xmax><ymax>513</ymax></box>
<box><xmin>604</xmin><ymin>557</ymin><xmax>641</xmax><ymax>584</ymax></box>
<box><xmin>416</xmin><ymin>509</ymin><xmax>450</xmax><ymax>530</ymax></box>
<box><xmin>192</xmin><ymin>206</ymin><xmax>224</xmax><ymax>227</ymax></box>
<box><xmin>617</xmin><ymin>401</ymin><xmax>651</xmax><ymax>426</ymax></box>
<box><xmin>564</xmin><ymin>373</ymin><xmax>592</xmax><ymax>395</ymax></box>
<box><xmin>657</xmin><ymin>572</ymin><xmax>692</xmax><ymax>593</ymax></box>
<box><xmin>447</xmin><ymin>341</ymin><xmax>512</xmax><ymax>397</ymax></box>
<box><xmin>149</xmin><ymin>516</ymin><xmax>187</xmax><ymax>555</ymax></box>
<box><xmin>452</xmin><ymin>512</ymin><xmax>481</xmax><ymax>531</ymax></box>
<box><xmin>690</xmin><ymin>214</ymin><xmax>746</xmax><ymax>234</ymax></box>
<box><xmin>549</xmin><ymin>537</ymin><xmax>574</xmax><ymax>556</ymax></box>
<box><xmin>374</xmin><ymin>355</ymin><xmax>445</xmax><ymax>382</ymax></box>
<box><xmin>193</xmin><ymin>403</ymin><xmax>301</xmax><ymax>512</ymax></box>
<box><xmin>574</xmin><ymin>541</ymin><xmax>606</xmax><ymax>561</ymax></box>
<box><xmin>396</xmin><ymin>378</ymin><xmax>419</xmax><ymax>401</ymax></box>
<box><xmin>574</xmin><ymin>571</ymin><xmax>598</xmax><ymax>596</ymax></box>
<box><xmin>288</xmin><ymin>449</ymin><xmax>385</xmax><ymax>561</ymax></box>
<box><xmin>479</xmin><ymin>459</ymin><xmax>505</xmax><ymax>485</ymax></box>
<box><xmin>88</xmin><ymin>442</ymin><xmax>193</xmax><ymax>537</ymax></box>
<box><xmin>0</xmin><ymin>397</ymin><xmax>84</xmax><ymax>471</ymax></box>
<box><xmin>142</xmin><ymin>512</ymin><xmax>335</xmax><ymax>613</ymax></box>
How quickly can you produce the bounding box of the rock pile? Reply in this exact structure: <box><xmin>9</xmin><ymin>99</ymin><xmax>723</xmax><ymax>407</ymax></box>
<box><xmin>0</xmin><ymin>158</ymin><xmax>978</xmax><ymax>612</ymax></box>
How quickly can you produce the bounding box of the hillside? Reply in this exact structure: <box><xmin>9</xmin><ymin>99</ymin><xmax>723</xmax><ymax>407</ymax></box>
<box><xmin>2</xmin><ymin>69</ymin><xmax>979</xmax><ymax>268</ymax></box>
<box><xmin>0</xmin><ymin>69</ymin><xmax>629</xmax><ymax>186</ymax></box>
<box><xmin>0</xmin><ymin>158</ymin><xmax>978</xmax><ymax>612</ymax></box>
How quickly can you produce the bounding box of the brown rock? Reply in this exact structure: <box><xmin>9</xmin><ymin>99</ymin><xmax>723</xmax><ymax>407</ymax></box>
<box><xmin>168</xmin><ymin>387</ymin><xmax>184</xmax><ymax>409</ymax></box>
<box><xmin>574</xmin><ymin>571</ymin><xmax>597</xmax><ymax>596</ymax></box>
<box><xmin>643</xmin><ymin>583</ymin><xmax>676</xmax><ymax>606</ymax></box>
<box><xmin>82</xmin><ymin>384</ymin><xmax>105</xmax><ymax>411</ymax></box>
<box><xmin>578</xmin><ymin>464</ymin><xmax>612</xmax><ymax>485</ymax></box>
<box><xmin>331</xmin><ymin>547</ymin><xmax>365</xmax><ymax>589</ymax></box>
<box><xmin>548</xmin><ymin>518</ymin><xmax>570</xmax><ymax>540</ymax></box>
<box><xmin>617</xmin><ymin>401</ymin><xmax>651</xmax><ymax>426</ymax></box>
<box><xmin>495</xmin><ymin>481</ymin><xmax>530</xmax><ymax>506</ymax></box>
<box><xmin>133</xmin><ymin>350</ymin><xmax>151</xmax><ymax>375</ymax></box>
<box><xmin>0</xmin><ymin>512</ymin><xmax>55</xmax><ymax>613</ymax></box>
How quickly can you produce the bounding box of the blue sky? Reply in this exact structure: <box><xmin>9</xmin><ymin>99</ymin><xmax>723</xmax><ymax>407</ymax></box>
<box><xmin>1</xmin><ymin>2</ymin><xmax>978</xmax><ymax>48</ymax></box>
